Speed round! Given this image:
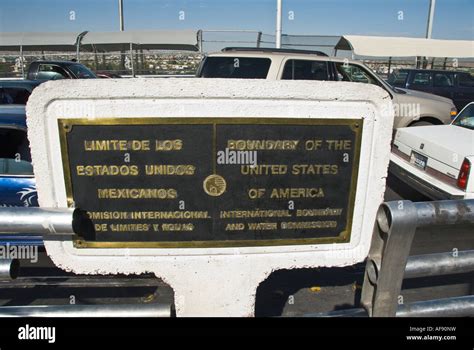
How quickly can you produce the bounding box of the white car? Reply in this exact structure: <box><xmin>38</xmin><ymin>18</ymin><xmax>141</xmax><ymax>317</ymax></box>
<box><xmin>390</xmin><ymin>102</ymin><xmax>474</xmax><ymax>199</ymax></box>
<box><xmin>197</xmin><ymin>48</ymin><xmax>457</xmax><ymax>128</ymax></box>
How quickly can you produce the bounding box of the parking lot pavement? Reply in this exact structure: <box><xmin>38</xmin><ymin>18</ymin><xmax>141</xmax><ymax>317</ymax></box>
<box><xmin>0</xmin><ymin>252</ymin><xmax>174</xmax><ymax>310</ymax></box>
<box><xmin>256</xmin><ymin>174</ymin><xmax>473</xmax><ymax>317</ymax></box>
<box><xmin>0</xmin><ymin>174</ymin><xmax>472</xmax><ymax>317</ymax></box>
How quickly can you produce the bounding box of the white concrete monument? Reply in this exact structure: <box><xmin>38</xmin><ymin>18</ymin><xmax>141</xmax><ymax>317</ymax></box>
<box><xmin>26</xmin><ymin>78</ymin><xmax>394</xmax><ymax>316</ymax></box>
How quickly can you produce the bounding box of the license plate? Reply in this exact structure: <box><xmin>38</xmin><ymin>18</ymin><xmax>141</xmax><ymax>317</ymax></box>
<box><xmin>410</xmin><ymin>151</ymin><xmax>428</xmax><ymax>170</ymax></box>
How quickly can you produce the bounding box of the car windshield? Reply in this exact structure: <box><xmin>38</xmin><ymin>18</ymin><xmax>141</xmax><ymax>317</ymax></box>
<box><xmin>391</xmin><ymin>86</ymin><xmax>406</xmax><ymax>94</ymax></box>
<box><xmin>0</xmin><ymin>87</ymin><xmax>31</xmax><ymax>105</ymax></box>
<box><xmin>452</xmin><ymin>103</ymin><xmax>474</xmax><ymax>130</ymax></box>
<box><xmin>334</xmin><ymin>62</ymin><xmax>387</xmax><ymax>90</ymax></box>
<box><xmin>387</xmin><ymin>71</ymin><xmax>408</xmax><ymax>85</ymax></box>
<box><xmin>0</xmin><ymin>127</ymin><xmax>33</xmax><ymax>175</ymax></box>
<box><xmin>67</xmin><ymin>64</ymin><xmax>97</xmax><ymax>79</ymax></box>
<box><xmin>198</xmin><ymin>57</ymin><xmax>271</xmax><ymax>79</ymax></box>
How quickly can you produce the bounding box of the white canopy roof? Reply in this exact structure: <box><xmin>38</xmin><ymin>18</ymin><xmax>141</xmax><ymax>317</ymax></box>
<box><xmin>336</xmin><ymin>35</ymin><xmax>474</xmax><ymax>58</ymax></box>
<box><xmin>0</xmin><ymin>32</ymin><xmax>80</xmax><ymax>51</ymax></box>
<box><xmin>0</xmin><ymin>30</ymin><xmax>199</xmax><ymax>52</ymax></box>
<box><xmin>80</xmin><ymin>30</ymin><xmax>199</xmax><ymax>52</ymax></box>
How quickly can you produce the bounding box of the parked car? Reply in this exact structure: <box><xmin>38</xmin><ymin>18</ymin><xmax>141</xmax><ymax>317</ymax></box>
<box><xmin>388</xmin><ymin>69</ymin><xmax>474</xmax><ymax>111</ymax></box>
<box><xmin>0</xmin><ymin>105</ymin><xmax>42</xmax><ymax>246</ymax></box>
<box><xmin>197</xmin><ymin>48</ymin><xmax>457</xmax><ymax>128</ymax></box>
<box><xmin>26</xmin><ymin>60</ymin><xmax>97</xmax><ymax>81</ymax></box>
<box><xmin>389</xmin><ymin>102</ymin><xmax>474</xmax><ymax>200</ymax></box>
<box><xmin>0</xmin><ymin>105</ymin><xmax>37</xmax><ymax>207</ymax></box>
<box><xmin>0</xmin><ymin>80</ymin><xmax>41</xmax><ymax>105</ymax></box>
<box><xmin>95</xmin><ymin>71</ymin><xmax>122</xmax><ymax>79</ymax></box>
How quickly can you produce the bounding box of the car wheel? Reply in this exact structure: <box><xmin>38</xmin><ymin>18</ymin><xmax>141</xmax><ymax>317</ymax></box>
<box><xmin>409</xmin><ymin>120</ymin><xmax>436</xmax><ymax>127</ymax></box>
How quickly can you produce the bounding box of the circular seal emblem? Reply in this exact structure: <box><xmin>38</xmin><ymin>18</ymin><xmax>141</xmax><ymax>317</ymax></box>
<box><xmin>203</xmin><ymin>174</ymin><xmax>227</xmax><ymax>197</ymax></box>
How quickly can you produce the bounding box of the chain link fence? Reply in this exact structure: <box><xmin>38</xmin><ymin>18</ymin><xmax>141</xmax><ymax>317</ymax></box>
<box><xmin>1</xmin><ymin>31</ymin><xmax>472</xmax><ymax>79</ymax></box>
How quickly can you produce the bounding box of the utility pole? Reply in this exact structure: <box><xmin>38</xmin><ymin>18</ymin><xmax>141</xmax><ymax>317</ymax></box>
<box><xmin>119</xmin><ymin>0</ymin><xmax>125</xmax><ymax>74</ymax></box>
<box><xmin>276</xmin><ymin>0</ymin><xmax>282</xmax><ymax>48</ymax></box>
<box><xmin>423</xmin><ymin>0</ymin><xmax>436</xmax><ymax>68</ymax></box>
<box><xmin>119</xmin><ymin>0</ymin><xmax>124</xmax><ymax>31</ymax></box>
<box><xmin>425</xmin><ymin>0</ymin><xmax>436</xmax><ymax>39</ymax></box>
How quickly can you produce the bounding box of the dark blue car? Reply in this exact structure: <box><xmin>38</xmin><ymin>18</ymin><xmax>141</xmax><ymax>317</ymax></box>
<box><xmin>0</xmin><ymin>105</ymin><xmax>42</xmax><ymax>246</ymax></box>
<box><xmin>387</xmin><ymin>69</ymin><xmax>474</xmax><ymax>111</ymax></box>
<box><xmin>0</xmin><ymin>80</ymin><xmax>41</xmax><ymax>105</ymax></box>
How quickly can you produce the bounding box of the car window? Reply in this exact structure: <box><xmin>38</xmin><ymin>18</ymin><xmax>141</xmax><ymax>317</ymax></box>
<box><xmin>0</xmin><ymin>128</ymin><xmax>33</xmax><ymax>176</ymax></box>
<box><xmin>0</xmin><ymin>87</ymin><xmax>31</xmax><ymax>105</ymax></box>
<box><xmin>410</xmin><ymin>72</ymin><xmax>431</xmax><ymax>86</ymax></box>
<box><xmin>334</xmin><ymin>62</ymin><xmax>382</xmax><ymax>86</ymax></box>
<box><xmin>452</xmin><ymin>104</ymin><xmax>474</xmax><ymax>130</ymax></box>
<box><xmin>0</xmin><ymin>89</ymin><xmax>14</xmax><ymax>104</ymax></box>
<box><xmin>433</xmin><ymin>73</ymin><xmax>454</xmax><ymax>87</ymax></box>
<box><xmin>67</xmin><ymin>63</ymin><xmax>97</xmax><ymax>79</ymax></box>
<box><xmin>458</xmin><ymin>73</ymin><xmax>474</xmax><ymax>87</ymax></box>
<box><xmin>281</xmin><ymin>60</ymin><xmax>329</xmax><ymax>80</ymax></box>
<box><xmin>37</xmin><ymin>64</ymin><xmax>68</xmax><ymax>80</ymax></box>
<box><xmin>199</xmin><ymin>57</ymin><xmax>271</xmax><ymax>79</ymax></box>
<box><xmin>387</xmin><ymin>71</ymin><xmax>408</xmax><ymax>85</ymax></box>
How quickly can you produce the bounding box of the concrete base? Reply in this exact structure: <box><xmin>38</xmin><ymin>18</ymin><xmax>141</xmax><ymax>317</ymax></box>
<box><xmin>27</xmin><ymin>78</ymin><xmax>394</xmax><ymax>316</ymax></box>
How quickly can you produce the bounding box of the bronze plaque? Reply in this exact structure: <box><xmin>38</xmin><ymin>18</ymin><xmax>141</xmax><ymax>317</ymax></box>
<box><xmin>58</xmin><ymin>118</ymin><xmax>362</xmax><ymax>248</ymax></box>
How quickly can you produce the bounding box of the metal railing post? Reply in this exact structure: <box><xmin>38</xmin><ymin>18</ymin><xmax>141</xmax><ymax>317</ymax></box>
<box><xmin>361</xmin><ymin>200</ymin><xmax>418</xmax><ymax>317</ymax></box>
<box><xmin>197</xmin><ymin>30</ymin><xmax>203</xmax><ymax>53</ymax></box>
<box><xmin>361</xmin><ymin>199</ymin><xmax>474</xmax><ymax>317</ymax></box>
<box><xmin>19</xmin><ymin>45</ymin><xmax>25</xmax><ymax>78</ymax></box>
<box><xmin>256</xmin><ymin>31</ymin><xmax>262</xmax><ymax>48</ymax></box>
<box><xmin>75</xmin><ymin>31</ymin><xmax>88</xmax><ymax>63</ymax></box>
<box><xmin>387</xmin><ymin>56</ymin><xmax>392</xmax><ymax>77</ymax></box>
<box><xmin>129</xmin><ymin>42</ymin><xmax>135</xmax><ymax>77</ymax></box>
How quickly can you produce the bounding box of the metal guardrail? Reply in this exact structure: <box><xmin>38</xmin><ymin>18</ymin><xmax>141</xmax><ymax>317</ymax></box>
<box><xmin>0</xmin><ymin>304</ymin><xmax>171</xmax><ymax>317</ymax></box>
<box><xmin>0</xmin><ymin>208</ymin><xmax>91</xmax><ymax>281</ymax></box>
<box><xmin>303</xmin><ymin>199</ymin><xmax>474</xmax><ymax>317</ymax></box>
<box><xmin>0</xmin><ymin>207</ymin><xmax>91</xmax><ymax>248</ymax></box>
<box><xmin>0</xmin><ymin>207</ymin><xmax>94</xmax><ymax>239</ymax></box>
<box><xmin>396</xmin><ymin>295</ymin><xmax>474</xmax><ymax>317</ymax></box>
<box><xmin>0</xmin><ymin>207</ymin><xmax>172</xmax><ymax>317</ymax></box>
<box><xmin>1</xmin><ymin>202</ymin><xmax>472</xmax><ymax>317</ymax></box>
<box><xmin>0</xmin><ymin>259</ymin><xmax>19</xmax><ymax>280</ymax></box>
<box><xmin>304</xmin><ymin>295</ymin><xmax>474</xmax><ymax>317</ymax></box>
<box><xmin>360</xmin><ymin>199</ymin><xmax>474</xmax><ymax>317</ymax></box>
<box><xmin>404</xmin><ymin>250</ymin><xmax>474</xmax><ymax>278</ymax></box>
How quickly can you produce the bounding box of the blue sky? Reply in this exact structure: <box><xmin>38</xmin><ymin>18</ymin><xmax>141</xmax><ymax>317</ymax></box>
<box><xmin>0</xmin><ymin>0</ymin><xmax>472</xmax><ymax>39</ymax></box>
